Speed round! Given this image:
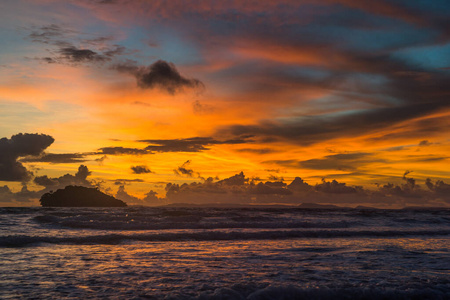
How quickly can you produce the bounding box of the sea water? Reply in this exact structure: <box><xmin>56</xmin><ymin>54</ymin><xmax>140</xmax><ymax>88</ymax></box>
<box><xmin>1</xmin><ymin>206</ymin><xmax>449</xmax><ymax>299</ymax></box>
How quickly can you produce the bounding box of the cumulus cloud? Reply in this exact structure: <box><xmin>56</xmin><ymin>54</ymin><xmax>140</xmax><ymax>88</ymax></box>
<box><xmin>161</xmin><ymin>171</ymin><xmax>450</xmax><ymax>207</ymax></box>
<box><xmin>1</xmin><ymin>165</ymin><xmax>95</xmax><ymax>205</ymax></box>
<box><xmin>0</xmin><ymin>133</ymin><xmax>54</xmax><ymax>181</ymax></box>
<box><xmin>114</xmin><ymin>185</ymin><xmax>164</xmax><ymax>206</ymax></box>
<box><xmin>142</xmin><ymin>190</ymin><xmax>164</xmax><ymax>205</ymax></box>
<box><xmin>115</xmin><ymin>185</ymin><xmax>141</xmax><ymax>205</ymax></box>
<box><xmin>113</xmin><ymin>60</ymin><xmax>203</xmax><ymax>94</ymax></box>
<box><xmin>34</xmin><ymin>165</ymin><xmax>92</xmax><ymax>188</ymax></box>
<box><xmin>315</xmin><ymin>179</ymin><xmax>359</xmax><ymax>194</ymax></box>
<box><xmin>131</xmin><ymin>165</ymin><xmax>153</xmax><ymax>174</ymax></box>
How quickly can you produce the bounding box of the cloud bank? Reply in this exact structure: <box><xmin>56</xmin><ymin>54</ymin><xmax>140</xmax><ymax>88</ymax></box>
<box><xmin>0</xmin><ymin>133</ymin><xmax>54</xmax><ymax>181</ymax></box>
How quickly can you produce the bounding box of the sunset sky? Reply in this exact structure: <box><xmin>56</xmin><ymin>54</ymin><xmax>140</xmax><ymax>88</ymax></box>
<box><xmin>1</xmin><ymin>0</ymin><xmax>449</xmax><ymax>207</ymax></box>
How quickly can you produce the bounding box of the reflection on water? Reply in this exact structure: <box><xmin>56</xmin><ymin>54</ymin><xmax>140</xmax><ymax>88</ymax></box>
<box><xmin>0</xmin><ymin>207</ymin><xmax>449</xmax><ymax>299</ymax></box>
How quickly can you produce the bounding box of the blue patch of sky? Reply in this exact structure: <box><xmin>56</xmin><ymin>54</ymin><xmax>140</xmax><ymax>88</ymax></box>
<box><xmin>284</xmin><ymin>67</ymin><xmax>331</xmax><ymax>81</ymax></box>
<box><xmin>283</xmin><ymin>6</ymin><xmax>438</xmax><ymax>52</ymax></box>
<box><xmin>392</xmin><ymin>43</ymin><xmax>450</xmax><ymax>70</ymax></box>
<box><xmin>300</xmin><ymin>22</ymin><xmax>436</xmax><ymax>53</ymax></box>
<box><xmin>396</xmin><ymin>0</ymin><xmax>450</xmax><ymax>14</ymax></box>
<box><xmin>118</xmin><ymin>26</ymin><xmax>203</xmax><ymax>66</ymax></box>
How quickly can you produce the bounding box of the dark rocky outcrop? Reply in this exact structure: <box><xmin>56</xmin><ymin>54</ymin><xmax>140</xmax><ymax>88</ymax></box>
<box><xmin>40</xmin><ymin>185</ymin><xmax>127</xmax><ymax>207</ymax></box>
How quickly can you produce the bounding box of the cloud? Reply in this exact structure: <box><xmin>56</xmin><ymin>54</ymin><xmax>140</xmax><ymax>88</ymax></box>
<box><xmin>114</xmin><ymin>185</ymin><xmax>163</xmax><ymax>206</ymax></box>
<box><xmin>192</xmin><ymin>100</ymin><xmax>215</xmax><ymax>115</ymax></box>
<box><xmin>315</xmin><ymin>179</ymin><xmax>359</xmax><ymax>194</ymax></box>
<box><xmin>236</xmin><ymin>148</ymin><xmax>276</xmax><ymax>155</ymax></box>
<box><xmin>142</xmin><ymin>190</ymin><xmax>163</xmax><ymax>205</ymax></box>
<box><xmin>426</xmin><ymin>178</ymin><xmax>450</xmax><ymax>197</ymax></box>
<box><xmin>219</xmin><ymin>101</ymin><xmax>447</xmax><ymax>146</ymax></box>
<box><xmin>140</xmin><ymin>136</ymin><xmax>249</xmax><ymax>153</ymax></box>
<box><xmin>419</xmin><ymin>140</ymin><xmax>432</xmax><ymax>146</ymax></box>
<box><xmin>161</xmin><ymin>171</ymin><xmax>450</xmax><ymax>207</ymax></box>
<box><xmin>115</xmin><ymin>185</ymin><xmax>141</xmax><ymax>205</ymax></box>
<box><xmin>21</xmin><ymin>153</ymin><xmax>87</xmax><ymax>164</ymax></box>
<box><xmin>131</xmin><ymin>165</ymin><xmax>153</xmax><ymax>174</ymax></box>
<box><xmin>174</xmin><ymin>160</ymin><xmax>194</xmax><ymax>177</ymax></box>
<box><xmin>1</xmin><ymin>165</ymin><xmax>95</xmax><ymax>205</ymax></box>
<box><xmin>28</xmin><ymin>24</ymin><xmax>126</xmax><ymax>65</ymax></box>
<box><xmin>299</xmin><ymin>153</ymin><xmax>384</xmax><ymax>171</ymax></box>
<box><xmin>28</xmin><ymin>24</ymin><xmax>68</xmax><ymax>44</ymax></box>
<box><xmin>34</xmin><ymin>165</ymin><xmax>92</xmax><ymax>188</ymax></box>
<box><xmin>95</xmin><ymin>137</ymin><xmax>249</xmax><ymax>157</ymax></box>
<box><xmin>58</xmin><ymin>46</ymin><xmax>110</xmax><ymax>63</ymax></box>
<box><xmin>113</xmin><ymin>60</ymin><xmax>203</xmax><ymax>94</ymax></box>
<box><xmin>113</xmin><ymin>179</ymin><xmax>145</xmax><ymax>185</ymax></box>
<box><xmin>97</xmin><ymin>147</ymin><xmax>150</xmax><ymax>155</ymax></box>
<box><xmin>0</xmin><ymin>184</ymin><xmax>41</xmax><ymax>204</ymax></box>
<box><xmin>0</xmin><ymin>133</ymin><xmax>54</xmax><ymax>181</ymax></box>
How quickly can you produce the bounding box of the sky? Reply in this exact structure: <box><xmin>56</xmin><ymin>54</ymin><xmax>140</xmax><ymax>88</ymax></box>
<box><xmin>0</xmin><ymin>0</ymin><xmax>449</xmax><ymax>207</ymax></box>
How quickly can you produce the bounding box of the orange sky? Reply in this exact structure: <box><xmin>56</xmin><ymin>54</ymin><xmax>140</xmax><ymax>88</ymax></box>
<box><xmin>1</xmin><ymin>0</ymin><xmax>449</xmax><ymax>207</ymax></box>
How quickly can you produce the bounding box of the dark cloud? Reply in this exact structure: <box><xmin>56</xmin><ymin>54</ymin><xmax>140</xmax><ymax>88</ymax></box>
<box><xmin>115</xmin><ymin>185</ymin><xmax>141</xmax><ymax>205</ymax></box>
<box><xmin>34</xmin><ymin>165</ymin><xmax>92</xmax><ymax>188</ymax></box>
<box><xmin>140</xmin><ymin>136</ymin><xmax>249</xmax><ymax>152</ymax></box>
<box><xmin>58</xmin><ymin>46</ymin><xmax>109</xmax><ymax>63</ymax></box>
<box><xmin>28</xmin><ymin>24</ymin><xmax>126</xmax><ymax>65</ymax></box>
<box><xmin>315</xmin><ymin>179</ymin><xmax>359</xmax><ymax>194</ymax></box>
<box><xmin>262</xmin><ymin>160</ymin><xmax>299</xmax><ymax>167</ymax></box>
<box><xmin>0</xmin><ymin>133</ymin><xmax>54</xmax><ymax>181</ymax></box>
<box><xmin>28</xmin><ymin>24</ymin><xmax>68</xmax><ymax>44</ymax></box>
<box><xmin>174</xmin><ymin>160</ymin><xmax>194</xmax><ymax>177</ymax></box>
<box><xmin>192</xmin><ymin>100</ymin><xmax>215</xmax><ymax>115</ymax></box>
<box><xmin>1</xmin><ymin>165</ymin><xmax>95</xmax><ymax>205</ymax></box>
<box><xmin>161</xmin><ymin>171</ymin><xmax>450</xmax><ymax>207</ymax></box>
<box><xmin>131</xmin><ymin>165</ymin><xmax>153</xmax><ymax>174</ymax></box>
<box><xmin>217</xmin><ymin>172</ymin><xmax>248</xmax><ymax>186</ymax></box>
<box><xmin>251</xmin><ymin>181</ymin><xmax>292</xmax><ymax>195</ymax></box>
<box><xmin>97</xmin><ymin>147</ymin><xmax>150</xmax><ymax>155</ymax></box>
<box><xmin>419</xmin><ymin>140</ymin><xmax>432</xmax><ymax>146</ymax></box>
<box><xmin>113</xmin><ymin>179</ymin><xmax>145</xmax><ymax>185</ymax></box>
<box><xmin>21</xmin><ymin>153</ymin><xmax>87</xmax><ymax>164</ymax></box>
<box><xmin>268</xmin><ymin>175</ymin><xmax>284</xmax><ymax>181</ymax></box>
<box><xmin>0</xmin><ymin>184</ymin><xmax>41</xmax><ymax>204</ymax></box>
<box><xmin>114</xmin><ymin>185</ymin><xmax>163</xmax><ymax>206</ymax></box>
<box><xmin>299</xmin><ymin>153</ymin><xmax>384</xmax><ymax>171</ymax></box>
<box><xmin>219</xmin><ymin>101</ymin><xmax>446</xmax><ymax>146</ymax></box>
<box><xmin>236</xmin><ymin>148</ymin><xmax>276</xmax><ymax>154</ymax></box>
<box><xmin>142</xmin><ymin>190</ymin><xmax>163</xmax><ymax>205</ymax></box>
<box><xmin>96</xmin><ymin>137</ymin><xmax>248</xmax><ymax>156</ymax></box>
<box><xmin>97</xmin><ymin>0</ymin><xmax>117</xmax><ymax>4</ymax></box>
<box><xmin>113</xmin><ymin>60</ymin><xmax>203</xmax><ymax>94</ymax></box>
<box><xmin>426</xmin><ymin>178</ymin><xmax>450</xmax><ymax>197</ymax></box>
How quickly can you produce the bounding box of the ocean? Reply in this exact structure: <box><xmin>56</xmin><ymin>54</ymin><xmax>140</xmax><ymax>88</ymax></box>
<box><xmin>1</xmin><ymin>206</ymin><xmax>449</xmax><ymax>299</ymax></box>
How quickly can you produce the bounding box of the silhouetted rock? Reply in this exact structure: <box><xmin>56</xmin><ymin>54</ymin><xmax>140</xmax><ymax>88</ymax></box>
<box><xmin>40</xmin><ymin>185</ymin><xmax>127</xmax><ymax>207</ymax></box>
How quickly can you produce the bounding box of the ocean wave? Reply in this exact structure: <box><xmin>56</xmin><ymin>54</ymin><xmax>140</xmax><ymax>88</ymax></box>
<box><xmin>191</xmin><ymin>285</ymin><xmax>450</xmax><ymax>300</ymax></box>
<box><xmin>2</xmin><ymin>228</ymin><xmax>450</xmax><ymax>247</ymax></box>
<box><xmin>32</xmin><ymin>214</ymin><xmax>358</xmax><ymax>231</ymax></box>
